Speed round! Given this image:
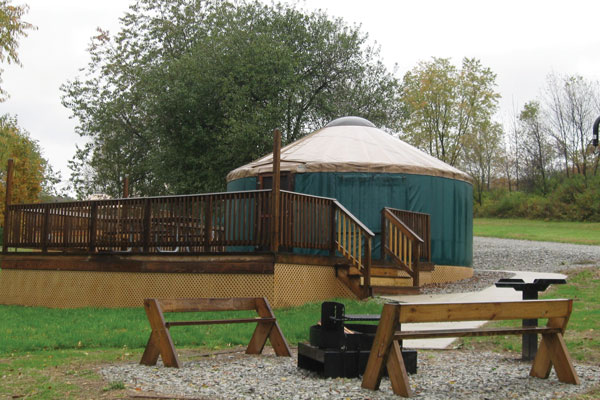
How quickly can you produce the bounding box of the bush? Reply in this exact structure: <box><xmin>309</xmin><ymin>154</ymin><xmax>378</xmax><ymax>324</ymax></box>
<box><xmin>476</xmin><ymin>174</ymin><xmax>600</xmax><ymax>221</ymax></box>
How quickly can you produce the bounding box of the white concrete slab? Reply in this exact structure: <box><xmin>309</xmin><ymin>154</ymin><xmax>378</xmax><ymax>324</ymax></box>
<box><xmin>382</xmin><ymin>270</ymin><xmax>568</xmax><ymax>349</ymax></box>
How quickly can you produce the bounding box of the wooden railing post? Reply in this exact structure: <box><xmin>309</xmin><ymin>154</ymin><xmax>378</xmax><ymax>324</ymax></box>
<box><xmin>270</xmin><ymin>129</ymin><xmax>281</xmax><ymax>253</ymax></box>
<box><xmin>204</xmin><ymin>197</ymin><xmax>212</xmax><ymax>251</ymax></box>
<box><xmin>143</xmin><ymin>198</ymin><xmax>151</xmax><ymax>253</ymax></box>
<box><xmin>364</xmin><ymin>236</ymin><xmax>372</xmax><ymax>295</ymax></box>
<box><xmin>2</xmin><ymin>158</ymin><xmax>14</xmax><ymax>253</ymax></box>
<box><xmin>329</xmin><ymin>202</ymin><xmax>336</xmax><ymax>256</ymax></box>
<box><xmin>41</xmin><ymin>204</ymin><xmax>50</xmax><ymax>253</ymax></box>
<box><xmin>89</xmin><ymin>202</ymin><xmax>98</xmax><ymax>253</ymax></box>
<box><xmin>413</xmin><ymin>242</ymin><xmax>420</xmax><ymax>287</ymax></box>
<box><xmin>380</xmin><ymin>209</ymin><xmax>387</xmax><ymax>260</ymax></box>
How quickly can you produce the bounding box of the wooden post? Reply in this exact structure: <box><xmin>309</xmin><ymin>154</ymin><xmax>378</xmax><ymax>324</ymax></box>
<box><xmin>3</xmin><ymin>159</ymin><xmax>14</xmax><ymax>253</ymax></box>
<box><xmin>41</xmin><ymin>204</ymin><xmax>50</xmax><ymax>253</ymax></box>
<box><xmin>143</xmin><ymin>198</ymin><xmax>151</xmax><ymax>253</ymax></box>
<box><xmin>270</xmin><ymin>129</ymin><xmax>281</xmax><ymax>253</ymax></box>
<box><xmin>364</xmin><ymin>237</ymin><xmax>372</xmax><ymax>296</ymax></box>
<box><xmin>380</xmin><ymin>209</ymin><xmax>386</xmax><ymax>260</ymax></box>
<box><xmin>123</xmin><ymin>176</ymin><xmax>129</xmax><ymax>198</ymax></box>
<box><xmin>329</xmin><ymin>201</ymin><xmax>336</xmax><ymax>256</ymax></box>
<box><xmin>89</xmin><ymin>202</ymin><xmax>98</xmax><ymax>253</ymax></box>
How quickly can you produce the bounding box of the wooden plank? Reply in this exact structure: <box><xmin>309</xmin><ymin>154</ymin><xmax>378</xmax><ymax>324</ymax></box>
<box><xmin>3</xmin><ymin>159</ymin><xmax>14</xmax><ymax>253</ymax></box>
<box><xmin>387</xmin><ymin>340</ymin><xmax>412</xmax><ymax>397</ymax></box>
<box><xmin>394</xmin><ymin>326</ymin><xmax>561</xmax><ymax>340</ymax></box>
<box><xmin>166</xmin><ymin>318</ymin><xmax>275</xmax><ymax>327</ymax></box>
<box><xmin>142</xmin><ymin>199</ymin><xmax>151</xmax><ymax>253</ymax></box>
<box><xmin>254</xmin><ymin>297</ymin><xmax>291</xmax><ymax>357</ymax></box>
<box><xmin>542</xmin><ymin>332</ymin><xmax>580</xmax><ymax>384</ymax></box>
<box><xmin>397</xmin><ymin>300</ymin><xmax>572</xmax><ymax>323</ymax></box>
<box><xmin>246</xmin><ymin>320</ymin><xmax>274</xmax><ymax>355</ymax></box>
<box><xmin>157</xmin><ymin>297</ymin><xmax>259</xmax><ymax>313</ymax></box>
<box><xmin>141</xmin><ymin>299</ymin><xmax>181</xmax><ymax>368</ymax></box>
<box><xmin>0</xmin><ymin>256</ymin><xmax>275</xmax><ymax>274</ymax></box>
<box><xmin>88</xmin><ymin>203</ymin><xmax>98</xmax><ymax>253</ymax></box>
<box><xmin>362</xmin><ymin>303</ymin><xmax>400</xmax><ymax>391</ymax></box>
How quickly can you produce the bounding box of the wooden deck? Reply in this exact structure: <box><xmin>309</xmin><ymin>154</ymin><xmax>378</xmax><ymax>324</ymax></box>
<box><xmin>2</xmin><ymin>189</ymin><xmax>433</xmax><ymax>299</ymax></box>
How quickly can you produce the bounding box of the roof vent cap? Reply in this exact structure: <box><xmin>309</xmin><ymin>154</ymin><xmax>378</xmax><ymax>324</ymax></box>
<box><xmin>325</xmin><ymin>116</ymin><xmax>376</xmax><ymax>128</ymax></box>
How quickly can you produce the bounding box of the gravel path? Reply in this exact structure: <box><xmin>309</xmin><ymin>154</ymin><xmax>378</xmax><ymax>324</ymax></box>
<box><xmin>419</xmin><ymin>236</ymin><xmax>600</xmax><ymax>294</ymax></box>
<box><xmin>99</xmin><ymin>237</ymin><xmax>600</xmax><ymax>399</ymax></box>
<box><xmin>101</xmin><ymin>349</ymin><xmax>600</xmax><ymax>400</ymax></box>
<box><xmin>473</xmin><ymin>236</ymin><xmax>600</xmax><ymax>272</ymax></box>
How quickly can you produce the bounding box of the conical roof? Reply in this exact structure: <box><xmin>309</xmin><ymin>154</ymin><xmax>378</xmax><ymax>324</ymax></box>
<box><xmin>226</xmin><ymin>117</ymin><xmax>472</xmax><ymax>183</ymax></box>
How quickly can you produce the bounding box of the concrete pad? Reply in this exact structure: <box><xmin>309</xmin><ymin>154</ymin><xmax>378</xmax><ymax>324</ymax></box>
<box><xmin>382</xmin><ymin>270</ymin><xmax>568</xmax><ymax>349</ymax></box>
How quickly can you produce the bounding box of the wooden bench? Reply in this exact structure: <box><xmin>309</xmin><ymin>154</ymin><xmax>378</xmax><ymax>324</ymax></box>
<box><xmin>362</xmin><ymin>299</ymin><xmax>580</xmax><ymax>398</ymax></box>
<box><xmin>140</xmin><ymin>297</ymin><xmax>291</xmax><ymax>368</ymax></box>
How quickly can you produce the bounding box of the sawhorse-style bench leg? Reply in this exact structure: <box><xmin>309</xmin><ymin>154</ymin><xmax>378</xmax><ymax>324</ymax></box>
<box><xmin>140</xmin><ymin>297</ymin><xmax>291</xmax><ymax>368</ymax></box>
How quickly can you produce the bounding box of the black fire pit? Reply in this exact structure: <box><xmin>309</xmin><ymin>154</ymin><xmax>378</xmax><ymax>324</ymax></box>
<box><xmin>495</xmin><ymin>278</ymin><xmax>567</xmax><ymax>360</ymax></box>
<box><xmin>298</xmin><ymin>302</ymin><xmax>417</xmax><ymax>378</ymax></box>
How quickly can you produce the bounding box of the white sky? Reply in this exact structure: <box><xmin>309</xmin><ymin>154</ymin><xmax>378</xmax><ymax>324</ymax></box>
<box><xmin>1</xmin><ymin>0</ymin><xmax>599</xmax><ymax>191</ymax></box>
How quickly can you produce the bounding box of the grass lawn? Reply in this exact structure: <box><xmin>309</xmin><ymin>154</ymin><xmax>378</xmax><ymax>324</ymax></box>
<box><xmin>0</xmin><ymin>298</ymin><xmax>385</xmax><ymax>399</ymax></box>
<box><xmin>473</xmin><ymin>218</ymin><xmax>600</xmax><ymax>245</ymax></box>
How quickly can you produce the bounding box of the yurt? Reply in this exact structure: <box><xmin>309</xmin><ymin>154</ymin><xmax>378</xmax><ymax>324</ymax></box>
<box><xmin>227</xmin><ymin>116</ymin><xmax>473</xmax><ymax>267</ymax></box>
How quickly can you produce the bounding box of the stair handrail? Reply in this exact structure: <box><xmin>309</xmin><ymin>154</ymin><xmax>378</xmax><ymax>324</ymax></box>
<box><xmin>382</xmin><ymin>208</ymin><xmax>423</xmax><ymax>286</ymax></box>
<box><xmin>333</xmin><ymin>200</ymin><xmax>374</xmax><ymax>295</ymax></box>
<box><xmin>384</xmin><ymin>207</ymin><xmax>431</xmax><ymax>263</ymax></box>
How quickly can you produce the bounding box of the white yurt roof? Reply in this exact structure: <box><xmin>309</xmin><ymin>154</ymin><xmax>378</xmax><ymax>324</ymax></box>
<box><xmin>226</xmin><ymin>117</ymin><xmax>472</xmax><ymax>183</ymax></box>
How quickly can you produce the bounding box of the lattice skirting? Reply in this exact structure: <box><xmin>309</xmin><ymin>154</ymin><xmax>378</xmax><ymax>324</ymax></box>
<box><xmin>420</xmin><ymin>265</ymin><xmax>473</xmax><ymax>285</ymax></box>
<box><xmin>0</xmin><ymin>263</ymin><xmax>357</xmax><ymax>309</ymax></box>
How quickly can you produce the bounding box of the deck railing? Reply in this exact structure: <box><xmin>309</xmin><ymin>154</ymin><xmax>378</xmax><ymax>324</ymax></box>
<box><xmin>3</xmin><ymin>190</ymin><xmax>272</xmax><ymax>253</ymax></box>
<box><xmin>3</xmin><ymin>189</ymin><xmax>374</xmax><ymax>293</ymax></box>
<box><xmin>383</xmin><ymin>207</ymin><xmax>431</xmax><ymax>263</ymax></box>
<box><xmin>381</xmin><ymin>207</ymin><xmax>426</xmax><ymax>287</ymax></box>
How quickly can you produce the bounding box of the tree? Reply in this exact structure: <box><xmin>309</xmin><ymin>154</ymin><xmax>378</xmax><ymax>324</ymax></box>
<box><xmin>0</xmin><ymin>0</ymin><xmax>35</xmax><ymax>101</ymax></box>
<box><xmin>0</xmin><ymin>115</ymin><xmax>53</xmax><ymax>225</ymax></box>
<box><xmin>399</xmin><ymin>57</ymin><xmax>500</xmax><ymax>167</ymax></box>
<box><xmin>62</xmin><ymin>0</ymin><xmax>402</xmax><ymax>198</ymax></box>
<box><xmin>519</xmin><ymin>101</ymin><xmax>554</xmax><ymax>194</ymax></box>
<box><xmin>463</xmin><ymin>121</ymin><xmax>504</xmax><ymax>204</ymax></box>
<box><xmin>544</xmin><ymin>73</ymin><xmax>600</xmax><ymax>178</ymax></box>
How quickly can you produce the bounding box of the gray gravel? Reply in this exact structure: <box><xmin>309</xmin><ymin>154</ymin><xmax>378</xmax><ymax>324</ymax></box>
<box><xmin>473</xmin><ymin>236</ymin><xmax>600</xmax><ymax>272</ymax></box>
<box><xmin>100</xmin><ymin>349</ymin><xmax>600</xmax><ymax>400</ymax></box>
<box><xmin>419</xmin><ymin>236</ymin><xmax>600</xmax><ymax>295</ymax></box>
<box><xmin>99</xmin><ymin>237</ymin><xmax>600</xmax><ymax>399</ymax></box>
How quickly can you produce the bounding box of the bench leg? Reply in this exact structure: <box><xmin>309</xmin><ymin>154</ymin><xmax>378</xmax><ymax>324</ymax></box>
<box><xmin>387</xmin><ymin>340</ymin><xmax>412</xmax><ymax>397</ymax></box>
<box><xmin>531</xmin><ymin>333</ymin><xmax>580</xmax><ymax>384</ymax></box>
<box><xmin>362</xmin><ymin>303</ymin><xmax>400</xmax><ymax>392</ymax></box>
<box><xmin>140</xmin><ymin>330</ymin><xmax>161</xmax><ymax>366</ymax></box>
<box><xmin>247</xmin><ymin>321</ymin><xmax>274</xmax><ymax>355</ymax></box>
<box><xmin>142</xmin><ymin>299</ymin><xmax>181</xmax><ymax>368</ymax></box>
<box><xmin>249</xmin><ymin>298</ymin><xmax>291</xmax><ymax>357</ymax></box>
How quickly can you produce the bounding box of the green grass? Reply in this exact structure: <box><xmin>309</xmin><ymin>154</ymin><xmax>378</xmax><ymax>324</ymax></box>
<box><xmin>0</xmin><ymin>297</ymin><xmax>384</xmax><ymax>398</ymax></box>
<box><xmin>463</xmin><ymin>266</ymin><xmax>600</xmax><ymax>364</ymax></box>
<box><xmin>0</xmin><ymin>297</ymin><xmax>385</xmax><ymax>355</ymax></box>
<box><xmin>473</xmin><ymin>218</ymin><xmax>600</xmax><ymax>245</ymax></box>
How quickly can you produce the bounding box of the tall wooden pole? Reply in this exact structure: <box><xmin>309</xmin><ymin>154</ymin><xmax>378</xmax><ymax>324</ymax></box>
<box><xmin>3</xmin><ymin>159</ymin><xmax>14</xmax><ymax>253</ymax></box>
<box><xmin>123</xmin><ymin>175</ymin><xmax>130</xmax><ymax>198</ymax></box>
<box><xmin>270</xmin><ymin>129</ymin><xmax>281</xmax><ymax>253</ymax></box>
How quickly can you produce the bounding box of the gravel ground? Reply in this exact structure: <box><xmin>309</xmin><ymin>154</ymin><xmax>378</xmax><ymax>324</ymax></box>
<box><xmin>101</xmin><ymin>349</ymin><xmax>600</xmax><ymax>400</ymax></box>
<box><xmin>473</xmin><ymin>236</ymin><xmax>600</xmax><ymax>272</ymax></box>
<box><xmin>99</xmin><ymin>237</ymin><xmax>600</xmax><ymax>399</ymax></box>
<box><xmin>419</xmin><ymin>236</ymin><xmax>600</xmax><ymax>294</ymax></box>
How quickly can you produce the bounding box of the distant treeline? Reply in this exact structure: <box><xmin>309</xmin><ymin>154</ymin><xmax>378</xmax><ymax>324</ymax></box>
<box><xmin>475</xmin><ymin>174</ymin><xmax>600</xmax><ymax>222</ymax></box>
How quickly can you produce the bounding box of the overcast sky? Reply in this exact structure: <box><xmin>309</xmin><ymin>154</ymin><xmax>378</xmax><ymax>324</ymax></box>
<box><xmin>1</xmin><ymin>0</ymin><xmax>599</xmax><ymax>191</ymax></box>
